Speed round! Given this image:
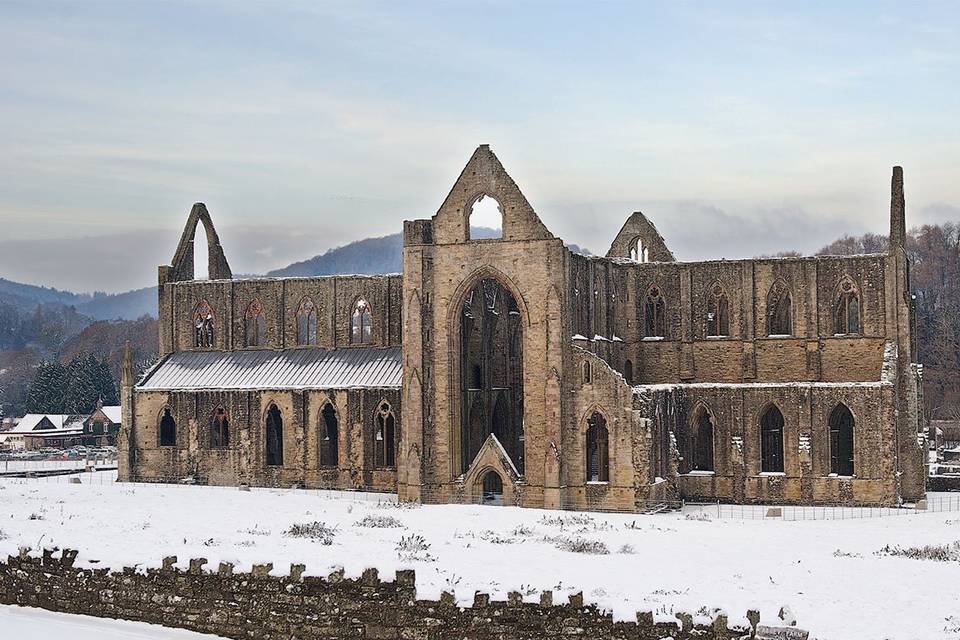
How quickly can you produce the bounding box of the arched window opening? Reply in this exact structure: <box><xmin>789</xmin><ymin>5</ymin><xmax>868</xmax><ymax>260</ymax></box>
<box><xmin>691</xmin><ymin>407</ymin><xmax>714</xmax><ymax>472</ymax></box>
<box><xmin>480</xmin><ymin>470</ymin><xmax>504</xmax><ymax>505</ymax></box>
<box><xmin>374</xmin><ymin>401</ymin><xmax>396</xmax><ymax>468</ymax></box>
<box><xmin>585</xmin><ymin>412</ymin><xmax>610</xmax><ymax>482</ymax></box>
<box><xmin>468</xmin><ymin>194</ymin><xmax>503</xmax><ymax>240</ymax></box>
<box><xmin>244</xmin><ymin>299</ymin><xmax>266</xmax><ymax>347</ymax></box>
<box><xmin>707</xmin><ymin>283</ymin><xmax>730</xmax><ymax>337</ymax></box>
<box><xmin>460</xmin><ymin>278</ymin><xmax>524</xmax><ymax>475</ymax></box>
<box><xmin>193</xmin><ymin>220</ymin><xmax>210</xmax><ymax>280</ymax></box>
<box><xmin>760</xmin><ymin>405</ymin><xmax>785</xmax><ymax>473</ymax></box>
<box><xmin>193</xmin><ymin>300</ymin><xmax>215</xmax><ymax>348</ymax></box>
<box><xmin>159</xmin><ymin>408</ymin><xmax>176</xmax><ymax>447</ymax></box>
<box><xmin>265</xmin><ymin>404</ymin><xmax>283</xmax><ymax>466</ymax></box>
<box><xmin>319</xmin><ymin>402</ymin><xmax>338</xmax><ymax>468</ymax></box>
<box><xmin>835</xmin><ymin>281</ymin><xmax>860</xmax><ymax>335</ymax></box>
<box><xmin>582</xmin><ymin>361</ymin><xmax>592</xmax><ymax>384</ymax></box>
<box><xmin>629</xmin><ymin>237</ymin><xmax>648</xmax><ymax>263</ymax></box>
<box><xmin>210</xmin><ymin>406</ymin><xmax>229</xmax><ymax>449</ymax></box>
<box><xmin>829</xmin><ymin>404</ymin><xmax>855</xmax><ymax>476</ymax></box>
<box><xmin>351</xmin><ymin>298</ymin><xmax>372</xmax><ymax>344</ymax></box>
<box><xmin>644</xmin><ymin>285</ymin><xmax>666</xmax><ymax>338</ymax></box>
<box><xmin>296</xmin><ymin>297</ymin><xmax>318</xmax><ymax>346</ymax></box>
<box><xmin>767</xmin><ymin>282</ymin><xmax>792</xmax><ymax>336</ymax></box>
<box><xmin>624</xmin><ymin>359</ymin><xmax>634</xmax><ymax>386</ymax></box>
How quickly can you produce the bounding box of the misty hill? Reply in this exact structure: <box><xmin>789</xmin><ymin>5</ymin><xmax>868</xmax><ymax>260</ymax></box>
<box><xmin>0</xmin><ymin>277</ymin><xmax>89</xmax><ymax>311</ymax></box>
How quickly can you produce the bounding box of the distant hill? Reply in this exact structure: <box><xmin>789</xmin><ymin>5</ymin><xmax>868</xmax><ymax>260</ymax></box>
<box><xmin>76</xmin><ymin>287</ymin><xmax>157</xmax><ymax>321</ymax></box>
<box><xmin>0</xmin><ymin>277</ymin><xmax>89</xmax><ymax>312</ymax></box>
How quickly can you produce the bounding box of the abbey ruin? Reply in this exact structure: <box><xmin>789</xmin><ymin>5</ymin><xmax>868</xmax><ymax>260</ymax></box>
<box><xmin>118</xmin><ymin>146</ymin><xmax>926</xmax><ymax>508</ymax></box>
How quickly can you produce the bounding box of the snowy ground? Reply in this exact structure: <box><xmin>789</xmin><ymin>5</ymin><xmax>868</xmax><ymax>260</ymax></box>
<box><xmin>1</xmin><ymin>475</ymin><xmax>959</xmax><ymax>640</ymax></box>
<box><xmin>0</xmin><ymin>604</ymin><xmax>227</xmax><ymax>639</ymax></box>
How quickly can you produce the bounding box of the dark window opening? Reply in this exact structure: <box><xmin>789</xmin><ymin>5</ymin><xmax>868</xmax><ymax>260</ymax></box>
<box><xmin>265</xmin><ymin>404</ymin><xmax>283</xmax><ymax>466</ymax></box>
<box><xmin>460</xmin><ymin>278</ymin><xmax>524</xmax><ymax>475</ymax></box>
<box><xmin>159</xmin><ymin>408</ymin><xmax>176</xmax><ymax>447</ymax></box>
<box><xmin>707</xmin><ymin>283</ymin><xmax>730</xmax><ymax>337</ymax></box>
<box><xmin>585</xmin><ymin>412</ymin><xmax>609</xmax><ymax>482</ymax></box>
<box><xmin>210</xmin><ymin>406</ymin><xmax>229</xmax><ymax>449</ymax></box>
<box><xmin>319</xmin><ymin>403</ymin><xmax>338</xmax><ymax>467</ymax></box>
<box><xmin>767</xmin><ymin>283</ymin><xmax>792</xmax><ymax>336</ymax></box>
<box><xmin>480</xmin><ymin>470</ymin><xmax>503</xmax><ymax>504</ymax></box>
<box><xmin>760</xmin><ymin>405</ymin><xmax>785</xmax><ymax>472</ymax></box>
<box><xmin>623</xmin><ymin>359</ymin><xmax>634</xmax><ymax>385</ymax></box>
<box><xmin>829</xmin><ymin>404</ymin><xmax>855</xmax><ymax>476</ymax></box>
<box><xmin>644</xmin><ymin>285</ymin><xmax>666</xmax><ymax>337</ymax></box>
<box><xmin>245</xmin><ymin>299</ymin><xmax>266</xmax><ymax>347</ymax></box>
<box><xmin>835</xmin><ymin>281</ymin><xmax>860</xmax><ymax>335</ymax></box>
<box><xmin>193</xmin><ymin>300</ymin><xmax>215</xmax><ymax>348</ymax></box>
<box><xmin>374</xmin><ymin>401</ymin><xmax>396</xmax><ymax>468</ymax></box>
<box><xmin>582</xmin><ymin>361</ymin><xmax>592</xmax><ymax>384</ymax></box>
<box><xmin>691</xmin><ymin>407</ymin><xmax>714</xmax><ymax>471</ymax></box>
<box><xmin>297</xmin><ymin>297</ymin><xmax>318</xmax><ymax>345</ymax></box>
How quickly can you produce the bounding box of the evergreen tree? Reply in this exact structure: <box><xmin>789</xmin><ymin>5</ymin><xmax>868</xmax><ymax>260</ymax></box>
<box><xmin>62</xmin><ymin>353</ymin><xmax>100</xmax><ymax>414</ymax></box>
<box><xmin>25</xmin><ymin>360</ymin><xmax>68</xmax><ymax>413</ymax></box>
<box><xmin>93</xmin><ymin>356</ymin><xmax>118</xmax><ymax>405</ymax></box>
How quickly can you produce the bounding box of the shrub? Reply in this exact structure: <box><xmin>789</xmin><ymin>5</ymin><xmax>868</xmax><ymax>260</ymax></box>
<box><xmin>876</xmin><ymin>541</ymin><xmax>960</xmax><ymax>562</ymax></box>
<box><xmin>284</xmin><ymin>521</ymin><xmax>336</xmax><ymax>545</ymax></box>
<box><xmin>355</xmin><ymin>515</ymin><xmax>405</xmax><ymax>529</ymax></box>
<box><xmin>396</xmin><ymin>534</ymin><xmax>435</xmax><ymax>562</ymax></box>
<box><xmin>684</xmin><ymin>512</ymin><xmax>712</xmax><ymax>522</ymax></box>
<box><xmin>553</xmin><ymin>536</ymin><xmax>610</xmax><ymax>555</ymax></box>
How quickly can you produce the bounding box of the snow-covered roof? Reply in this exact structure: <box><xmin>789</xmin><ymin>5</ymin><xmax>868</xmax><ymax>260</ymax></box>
<box><xmin>9</xmin><ymin>414</ymin><xmax>69</xmax><ymax>433</ymax></box>
<box><xmin>100</xmin><ymin>406</ymin><xmax>121</xmax><ymax>423</ymax></box>
<box><xmin>138</xmin><ymin>347</ymin><xmax>403</xmax><ymax>391</ymax></box>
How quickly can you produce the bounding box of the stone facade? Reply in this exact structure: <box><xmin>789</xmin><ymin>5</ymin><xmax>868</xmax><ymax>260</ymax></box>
<box><xmin>0</xmin><ymin>549</ymin><xmax>774</xmax><ymax>640</ymax></box>
<box><xmin>121</xmin><ymin>146</ymin><xmax>926</xmax><ymax>507</ymax></box>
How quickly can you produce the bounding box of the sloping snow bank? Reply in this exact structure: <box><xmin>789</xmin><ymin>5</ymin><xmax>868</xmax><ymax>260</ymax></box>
<box><xmin>1</xmin><ymin>476</ymin><xmax>959</xmax><ymax>640</ymax></box>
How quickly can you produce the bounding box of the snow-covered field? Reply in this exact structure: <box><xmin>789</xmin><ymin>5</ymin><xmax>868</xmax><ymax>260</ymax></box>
<box><xmin>0</xmin><ymin>604</ymin><xmax>227</xmax><ymax>639</ymax></box>
<box><xmin>1</xmin><ymin>476</ymin><xmax>959</xmax><ymax>640</ymax></box>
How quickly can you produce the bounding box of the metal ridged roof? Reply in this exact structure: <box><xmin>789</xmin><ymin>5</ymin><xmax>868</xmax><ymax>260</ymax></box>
<box><xmin>137</xmin><ymin>347</ymin><xmax>402</xmax><ymax>391</ymax></box>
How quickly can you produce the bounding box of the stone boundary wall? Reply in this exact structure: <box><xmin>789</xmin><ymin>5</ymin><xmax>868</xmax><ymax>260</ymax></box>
<box><xmin>0</xmin><ymin>548</ymin><xmax>774</xmax><ymax>640</ymax></box>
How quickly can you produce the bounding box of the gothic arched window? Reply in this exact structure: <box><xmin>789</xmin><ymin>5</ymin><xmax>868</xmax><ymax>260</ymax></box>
<box><xmin>193</xmin><ymin>300</ymin><xmax>215</xmax><ymax>348</ymax></box>
<box><xmin>351</xmin><ymin>298</ymin><xmax>372</xmax><ymax>344</ymax></box>
<box><xmin>159</xmin><ymin>408</ymin><xmax>176</xmax><ymax>447</ymax></box>
<box><xmin>265</xmin><ymin>404</ymin><xmax>283</xmax><ymax>466</ymax></box>
<box><xmin>585</xmin><ymin>412</ymin><xmax>609</xmax><ymax>482</ymax></box>
<box><xmin>296</xmin><ymin>297</ymin><xmax>318</xmax><ymax>346</ymax></box>
<box><xmin>835</xmin><ymin>280</ymin><xmax>860</xmax><ymax>335</ymax></box>
<box><xmin>691</xmin><ymin>406</ymin><xmax>714</xmax><ymax>472</ymax></box>
<box><xmin>829</xmin><ymin>403</ymin><xmax>855</xmax><ymax>476</ymax></box>
<box><xmin>767</xmin><ymin>282</ymin><xmax>792</xmax><ymax>336</ymax></box>
<box><xmin>319</xmin><ymin>402</ymin><xmax>338</xmax><ymax>468</ymax></box>
<box><xmin>706</xmin><ymin>283</ymin><xmax>730</xmax><ymax>337</ymax></box>
<box><xmin>244</xmin><ymin>299</ymin><xmax>266</xmax><ymax>347</ymax></box>
<box><xmin>374</xmin><ymin>401</ymin><xmax>396</xmax><ymax>468</ymax></box>
<box><xmin>210</xmin><ymin>406</ymin><xmax>229</xmax><ymax>449</ymax></box>
<box><xmin>760</xmin><ymin>405</ymin><xmax>785</xmax><ymax>472</ymax></box>
<box><xmin>644</xmin><ymin>285</ymin><xmax>666</xmax><ymax>338</ymax></box>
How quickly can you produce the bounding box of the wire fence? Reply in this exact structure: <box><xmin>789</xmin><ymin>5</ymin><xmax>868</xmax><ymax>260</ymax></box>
<box><xmin>3</xmin><ymin>471</ymin><xmax>959</xmax><ymax>520</ymax></box>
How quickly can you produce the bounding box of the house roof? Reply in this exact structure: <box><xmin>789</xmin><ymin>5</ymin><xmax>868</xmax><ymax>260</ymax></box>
<box><xmin>10</xmin><ymin>414</ymin><xmax>69</xmax><ymax>433</ymax></box>
<box><xmin>99</xmin><ymin>406</ymin><xmax>121</xmax><ymax>423</ymax></box>
<box><xmin>137</xmin><ymin>347</ymin><xmax>403</xmax><ymax>391</ymax></box>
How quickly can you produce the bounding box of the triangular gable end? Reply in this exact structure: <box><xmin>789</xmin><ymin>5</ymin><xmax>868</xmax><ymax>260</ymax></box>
<box><xmin>462</xmin><ymin>432</ymin><xmax>522</xmax><ymax>489</ymax></box>
<box><xmin>432</xmin><ymin>145</ymin><xmax>554</xmax><ymax>245</ymax></box>
<box><xmin>606</xmin><ymin>211</ymin><xmax>675</xmax><ymax>262</ymax></box>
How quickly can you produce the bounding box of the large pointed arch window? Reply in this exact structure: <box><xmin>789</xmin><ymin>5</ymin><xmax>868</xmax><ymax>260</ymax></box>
<box><xmin>265</xmin><ymin>404</ymin><xmax>283</xmax><ymax>466</ymax></box>
<box><xmin>210</xmin><ymin>406</ymin><xmax>229</xmax><ymax>449</ymax></box>
<box><xmin>760</xmin><ymin>405</ymin><xmax>785</xmax><ymax>472</ymax></box>
<box><xmin>159</xmin><ymin>408</ymin><xmax>177</xmax><ymax>447</ymax></box>
<box><xmin>644</xmin><ymin>285</ymin><xmax>666</xmax><ymax>338</ymax></box>
<box><xmin>829</xmin><ymin>404</ymin><xmax>855</xmax><ymax>476</ymax></box>
<box><xmin>296</xmin><ymin>297</ymin><xmax>318</xmax><ymax>345</ymax></box>
<box><xmin>767</xmin><ymin>281</ymin><xmax>792</xmax><ymax>336</ymax></box>
<box><xmin>244</xmin><ymin>299</ymin><xmax>266</xmax><ymax>347</ymax></box>
<box><xmin>319</xmin><ymin>402</ymin><xmax>338</xmax><ymax>468</ymax></box>
<box><xmin>834</xmin><ymin>280</ymin><xmax>860</xmax><ymax>335</ymax></box>
<box><xmin>374</xmin><ymin>401</ymin><xmax>396</xmax><ymax>468</ymax></box>
<box><xmin>690</xmin><ymin>406</ymin><xmax>715</xmax><ymax>472</ymax></box>
<box><xmin>585</xmin><ymin>412</ymin><xmax>609</xmax><ymax>482</ymax></box>
<box><xmin>351</xmin><ymin>298</ymin><xmax>372</xmax><ymax>344</ymax></box>
<box><xmin>706</xmin><ymin>283</ymin><xmax>730</xmax><ymax>337</ymax></box>
<box><xmin>193</xmin><ymin>300</ymin><xmax>215</xmax><ymax>348</ymax></box>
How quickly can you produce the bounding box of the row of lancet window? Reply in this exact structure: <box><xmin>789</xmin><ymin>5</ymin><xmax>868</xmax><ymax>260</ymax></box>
<box><xmin>581</xmin><ymin>403</ymin><xmax>857</xmax><ymax>482</ymax></box>
<box><xmin>635</xmin><ymin>279</ymin><xmax>861</xmax><ymax>339</ymax></box>
<box><xmin>157</xmin><ymin>401</ymin><xmax>397</xmax><ymax>468</ymax></box>
<box><xmin>191</xmin><ymin>297</ymin><xmax>374</xmax><ymax>348</ymax></box>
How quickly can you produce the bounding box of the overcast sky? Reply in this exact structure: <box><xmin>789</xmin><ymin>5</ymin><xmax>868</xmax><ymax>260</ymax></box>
<box><xmin>1</xmin><ymin>1</ymin><xmax>959</xmax><ymax>293</ymax></box>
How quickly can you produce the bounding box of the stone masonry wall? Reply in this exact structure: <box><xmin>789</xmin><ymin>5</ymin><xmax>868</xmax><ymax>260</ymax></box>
<box><xmin>0</xmin><ymin>549</ymin><xmax>772</xmax><ymax>640</ymax></box>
